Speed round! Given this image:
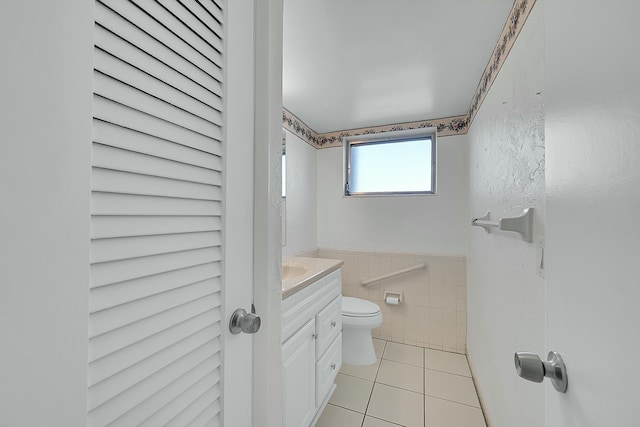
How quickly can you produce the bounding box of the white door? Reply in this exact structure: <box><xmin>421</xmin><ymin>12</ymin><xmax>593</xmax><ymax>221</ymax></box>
<box><xmin>88</xmin><ymin>1</ymin><xmax>260</xmax><ymax>425</ymax></box>
<box><xmin>545</xmin><ymin>2</ymin><xmax>640</xmax><ymax>426</ymax></box>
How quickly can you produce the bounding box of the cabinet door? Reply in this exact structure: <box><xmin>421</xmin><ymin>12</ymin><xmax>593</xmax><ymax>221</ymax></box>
<box><xmin>282</xmin><ymin>319</ymin><xmax>316</xmax><ymax>427</ymax></box>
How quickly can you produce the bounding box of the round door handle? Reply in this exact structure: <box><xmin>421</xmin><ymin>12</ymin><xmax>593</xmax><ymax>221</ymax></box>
<box><xmin>229</xmin><ymin>308</ymin><xmax>261</xmax><ymax>335</ymax></box>
<box><xmin>514</xmin><ymin>351</ymin><xmax>568</xmax><ymax>393</ymax></box>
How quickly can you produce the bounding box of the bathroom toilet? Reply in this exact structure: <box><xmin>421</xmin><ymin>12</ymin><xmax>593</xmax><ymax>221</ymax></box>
<box><xmin>342</xmin><ymin>296</ymin><xmax>383</xmax><ymax>365</ymax></box>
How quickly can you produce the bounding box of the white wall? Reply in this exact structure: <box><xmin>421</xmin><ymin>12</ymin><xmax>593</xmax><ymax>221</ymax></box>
<box><xmin>545</xmin><ymin>1</ymin><xmax>640</xmax><ymax>425</ymax></box>
<box><xmin>317</xmin><ymin>135</ymin><xmax>469</xmax><ymax>255</ymax></box>
<box><xmin>0</xmin><ymin>2</ymin><xmax>92</xmax><ymax>426</ymax></box>
<box><xmin>466</xmin><ymin>3</ymin><xmax>545</xmax><ymax>427</ymax></box>
<box><xmin>282</xmin><ymin>130</ymin><xmax>318</xmax><ymax>256</ymax></box>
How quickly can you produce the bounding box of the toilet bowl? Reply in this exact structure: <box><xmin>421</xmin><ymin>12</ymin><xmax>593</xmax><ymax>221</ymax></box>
<box><xmin>342</xmin><ymin>296</ymin><xmax>383</xmax><ymax>366</ymax></box>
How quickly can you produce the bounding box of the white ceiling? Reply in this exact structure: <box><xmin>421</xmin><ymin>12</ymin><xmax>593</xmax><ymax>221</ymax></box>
<box><xmin>283</xmin><ymin>0</ymin><xmax>514</xmax><ymax>133</ymax></box>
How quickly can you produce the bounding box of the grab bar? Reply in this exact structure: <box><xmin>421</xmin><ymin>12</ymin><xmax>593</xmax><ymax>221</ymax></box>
<box><xmin>361</xmin><ymin>263</ymin><xmax>426</xmax><ymax>287</ymax></box>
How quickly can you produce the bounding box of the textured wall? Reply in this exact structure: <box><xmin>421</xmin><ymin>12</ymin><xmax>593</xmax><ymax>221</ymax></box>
<box><xmin>466</xmin><ymin>2</ymin><xmax>545</xmax><ymax>427</ymax></box>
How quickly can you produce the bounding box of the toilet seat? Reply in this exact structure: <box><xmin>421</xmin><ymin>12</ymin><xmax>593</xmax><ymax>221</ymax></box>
<box><xmin>342</xmin><ymin>296</ymin><xmax>381</xmax><ymax>318</ymax></box>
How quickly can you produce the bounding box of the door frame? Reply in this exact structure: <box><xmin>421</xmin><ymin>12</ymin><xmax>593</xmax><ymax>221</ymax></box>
<box><xmin>252</xmin><ymin>0</ymin><xmax>284</xmax><ymax>425</ymax></box>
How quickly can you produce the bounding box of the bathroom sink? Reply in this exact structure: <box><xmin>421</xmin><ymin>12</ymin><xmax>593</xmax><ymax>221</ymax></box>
<box><xmin>282</xmin><ymin>264</ymin><xmax>307</xmax><ymax>280</ymax></box>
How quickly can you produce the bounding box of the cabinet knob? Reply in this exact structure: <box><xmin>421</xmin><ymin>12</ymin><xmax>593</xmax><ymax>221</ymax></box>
<box><xmin>331</xmin><ymin>363</ymin><xmax>336</xmax><ymax>370</ymax></box>
<box><xmin>312</xmin><ymin>333</ymin><xmax>317</xmax><ymax>339</ymax></box>
<box><xmin>331</xmin><ymin>321</ymin><xmax>336</xmax><ymax>327</ymax></box>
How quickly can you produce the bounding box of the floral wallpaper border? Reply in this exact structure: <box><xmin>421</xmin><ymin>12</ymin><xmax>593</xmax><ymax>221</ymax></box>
<box><xmin>467</xmin><ymin>0</ymin><xmax>536</xmax><ymax>126</ymax></box>
<box><xmin>282</xmin><ymin>108</ymin><xmax>319</xmax><ymax>148</ymax></box>
<box><xmin>283</xmin><ymin>0</ymin><xmax>536</xmax><ymax>149</ymax></box>
<box><xmin>315</xmin><ymin>115</ymin><xmax>469</xmax><ymax>148</ymax></box>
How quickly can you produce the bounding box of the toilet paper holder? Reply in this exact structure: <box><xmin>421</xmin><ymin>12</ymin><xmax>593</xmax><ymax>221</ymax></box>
<box><xmin>384</xmin><ymin>291</ymin><xmax>402</xmax><ymax>305</ymax></box>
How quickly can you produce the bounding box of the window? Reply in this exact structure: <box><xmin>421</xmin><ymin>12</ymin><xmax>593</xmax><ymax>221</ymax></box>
<box><xmin>344</xmin><ymin>128</ymin><xmax>436</xmax><ymax>196</ymax></box>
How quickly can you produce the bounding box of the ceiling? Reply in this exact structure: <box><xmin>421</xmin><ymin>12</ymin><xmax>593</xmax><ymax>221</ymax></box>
<box><xmin>283</xmin><ymin>0</ymin><xmax>514</xmax><ymax>134</ymax></box>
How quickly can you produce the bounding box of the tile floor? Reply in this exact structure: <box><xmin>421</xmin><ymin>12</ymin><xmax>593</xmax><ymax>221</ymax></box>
<box><xmin>316</xmin><ymin>339</ymin><xmax>486</xmax><ymax>427</ymax></box>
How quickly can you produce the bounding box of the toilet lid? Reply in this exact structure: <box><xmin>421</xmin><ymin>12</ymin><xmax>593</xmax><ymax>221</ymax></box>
<box><xmin>342</xmin><ymin>297</ymin><xmax>381</xmax><ymax>317</ymax></box>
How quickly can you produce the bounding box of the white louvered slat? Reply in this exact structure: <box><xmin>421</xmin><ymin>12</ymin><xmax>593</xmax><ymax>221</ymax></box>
<box><xmin>90</xmin><ymin>279</ymin><xmax>219</xmax><ymax>337</ymax></box>
<box><xmin>89</xmin><ymin>294</ymin><xmax>221</xmax><ymax>359</ymax></box>
<box><xmin>91</xmin><ymin>231</ymin><xmax>221</xmax><ymax>264</ymax></box>
<box><xmin>138</xmin><ymin>373</ymin><xmax>219</xmax><ymax>426</ymax></box>
<box><xmin>91</xmin><ymin>216</ymin><xmax>221</xmax><ymax>239</ymax></box>
<box><xmin>186</xmin><ymin>399</ymin><xmax>221</xmax><ymax>427</ymax></box>
<box><xmin>89</xmin><ymin>326</ymin><xmax>219</xmax><ymax>410</ymax></box>
<box><xmin>90</xmin><ymin>0</ymin><xmax>225</xmax><ymax>424</ymax></box>
<box><xmin>90</xmin><ymin>247</ymin><xmax>221</xmax><ymax>289</ymax></box>
<box><xmin>192</xmin><ymin>0</ymin><xmax>223</xmax><ymax>29</ymax></box>
<box><xmin>92</xmin><ymin>192</ymin><xmax>221</xmax><ymax>216</ymax></box>
<box><xmin>89</xmin><ymin>261</ymin><xmax>221</xmax><ymax>314</ymax></box>
<box><xmin>95</xmin><ymin>3</ymin><xmax>222</xmax><ymax>96</ymax></box>
<box><xmin>94</xmin><ymin>49</ymin><xmax>222</xmax><ymax>126</ymax></box>
<box><xmin>89</xmin><ymin>346</ymin><xmax>220</xmax><ymax>425</ymax></box>
<box><xmin>92</xmin><ymin>120</ymin><xmax>222</xmax><ymax>170</ymax></box>
<box><xmin>89</xmin><ymin>314</ymin><xmax>221</xmax><ymax>387</ymax></box>
<box><xmin>92</xmin><ymin>167</ymin><xmax>221</xmax><ymax>201</ymax></box>
<box><xmin>92</xmin><ymin>143</ymin><xmax>221</xmax><ymax>186</ymax></box>
<box><xmin>133</xmin><ymin>0</ymin><xmax>222</xmax><ymax>65</ymax></box>
<box><xmin>177</xmin><ymin>0</ymin><xmax>224</xmax><ymax>43</ymax></box>
<box><xmin>111</xmin><ymin>362</ymin><xmax>221</xmax><ymax>427</ymax></box>
<box><xmin>99</xmin><ymin>1</ymin><xmax>222</xmax><ymax>81</ymax></box>
<box><xmin>94</xmin><ymin>23</ymin><xmax>222</xmax><ymax>108</ymax></box>
<box><xmin>94</xmin><ymin>71</ymin><xmax>222</xmax><ymax>139</ymax></box>
<box><xmin>94</xmin><ymin>95</ymin><xmax>222</xmax><ymax>155</ymax></box>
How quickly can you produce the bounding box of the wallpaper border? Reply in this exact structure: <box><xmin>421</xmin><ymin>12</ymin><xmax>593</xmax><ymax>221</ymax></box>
<box><xmin>283</xmin><ymin>0</ymin><xmax>536</xmax><ymax>149</ymax></box>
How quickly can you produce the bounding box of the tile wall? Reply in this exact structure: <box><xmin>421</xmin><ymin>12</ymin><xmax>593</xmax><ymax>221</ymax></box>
<box><xmin>316</xmin><ymin>249</ymin><xmax>467</xmax><ymax>354</ymax></box>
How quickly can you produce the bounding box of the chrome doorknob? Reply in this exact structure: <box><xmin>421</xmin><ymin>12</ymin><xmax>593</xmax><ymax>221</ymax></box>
<box><xmin>229</xmin><ymin>307</ymin><xmax>261</xmax><ymax>335</ymax></box>
<box><xmin>514</xmin><ymin>351</ymin><xmax>568</xmax><ymax>393</ymax></box>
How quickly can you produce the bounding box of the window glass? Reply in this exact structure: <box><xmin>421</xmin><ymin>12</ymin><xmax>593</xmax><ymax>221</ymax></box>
<box><xmin>346</xmin><ymin>133</ymin><xmax>435</xmax><ymax>196</ymax></box>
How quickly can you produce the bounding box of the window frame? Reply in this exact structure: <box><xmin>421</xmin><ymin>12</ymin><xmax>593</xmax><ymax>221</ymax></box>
<box><xmin>343</xmin><ymin>127</ymin><xmax>437</xmax><ymax>197</ymax></box>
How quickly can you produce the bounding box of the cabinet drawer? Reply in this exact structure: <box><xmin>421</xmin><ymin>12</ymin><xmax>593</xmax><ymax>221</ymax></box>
<box><xmin>282</xmin><ymin>270</ymin><xmax>341</xmax><ymax>342</ymax></box>
<box><xmin>316</xmin><ymin>296</ymin><xmax>342</xmax><ymax>357</ymax></box>
<box><xmin>315</xmin><ymin>334</ymin><xmax>341</xmax><ymax>407</ymax></box>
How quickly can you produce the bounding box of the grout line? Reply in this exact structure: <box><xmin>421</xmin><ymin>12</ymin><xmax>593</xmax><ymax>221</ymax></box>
<box><xmin>372</xmin><ymin>381</ymin><xmax>424</xmax><ymax>396</ymax></box>
<box><xmin>361</xmin><ymin>347</ymin><xmax>385</xmax><ymax>426</ymax></box>
<box><xmin>327</xmin><ymin>402</ymin><xmax>365</xmax><ymax>415</ymax></box>
<box><xmin>424</xmin><ymin>393</ymin><xmax>482</xmax><ymax>410</ymax></box>
<box><xmin>424</xmin><ymin>367</ymin><xmax>473</xmax><ymax>378</ymax></box>
<box><xmin>364</xmin><ymin>414</ymin><xmax>406</xmax><ymax>426</ymax></box>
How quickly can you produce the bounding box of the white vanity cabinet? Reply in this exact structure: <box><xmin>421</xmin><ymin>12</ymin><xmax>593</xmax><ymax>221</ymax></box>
<box><xmin>282</xmin><ymin>268</ymin><xmax>342</xmax><ymax>427</ymax></box>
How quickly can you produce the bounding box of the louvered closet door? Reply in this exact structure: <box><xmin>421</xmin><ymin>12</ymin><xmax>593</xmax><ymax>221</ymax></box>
<box><xmin>89</xmin><ymin>1</ymin><xmax>233</xmax><ymax>425</ymax></box>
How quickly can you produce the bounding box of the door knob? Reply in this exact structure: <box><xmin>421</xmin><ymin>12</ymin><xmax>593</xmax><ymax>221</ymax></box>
<box><xmin>229</xmin><ymin>305</ymin><xmax>261</xmax><ymax>335</ymax></box>
<box><xmin>514</xmin><ymin>351</ymin><xmax>568</xmax><ymax>393</ymax></box>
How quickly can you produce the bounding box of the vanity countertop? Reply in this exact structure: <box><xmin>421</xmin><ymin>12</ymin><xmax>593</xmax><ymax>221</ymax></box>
<box><xmin>282</xmin><ymin>256</ymin><xmax>344</xmax><ymax>299</ymax></box>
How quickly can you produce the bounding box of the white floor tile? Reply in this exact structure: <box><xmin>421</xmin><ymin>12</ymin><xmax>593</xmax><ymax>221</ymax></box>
<box><xmin>340</xmin><ymin>358</ymin><xmax>381</xmax><ymax>381</ymax></box>
<box><xmin>382</xmin><ymin>341</ymin><xmax>424</xmax><ymax>367</ymax></box>
<box><xmin>425</xmin><ymin>396</ymin><xmax>486</xmax><ymax>427</ymax></box>
<box><xmin>425</xmin><ymin>369</ymin><xmax>480</xmax><ymax>407</ymax></box>
<box><xmin>425</xmin><ymin>349</ymin><xmax>471</xmax><ymax>377</ymax></box>
<box><xmin>316</xmin><ymin>404</ymin><xmax>365</xmax><ymax>427</ymax></box>
<box><xmin>367</xmin><ymin>383</ymin><xmax>424</xmax><ymax>427</ymax></box>
<box><xmin>373</xmin><ymin>338</ymin><xmax>386</xmax><ymax>358</ymax></box>
<box><xmin>330</xmin><ymin>373</ymin><xmax>374</xmax><ymax>413</ymax></box>
<box><xmin>376</xmin><ymin>359</ymin><xmax>423</xmax><ymax>393</ymax></box>
<box><xmin>363</xmin><ymin>416</ymin><xmax>405</xmax><ymax>427</ymax></box>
